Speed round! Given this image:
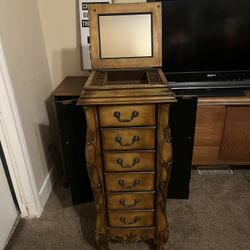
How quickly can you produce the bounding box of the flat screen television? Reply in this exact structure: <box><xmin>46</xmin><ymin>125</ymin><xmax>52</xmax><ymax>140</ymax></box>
<box><xmin>162</xmin><ymin>0</ymin><xmax>250</xmax><ymax>91</ymax></box>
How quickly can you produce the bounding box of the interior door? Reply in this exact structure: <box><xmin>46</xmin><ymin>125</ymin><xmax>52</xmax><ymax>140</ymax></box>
<box><xmin>0</xmin><ymin>151</ymin><xmax>18</xmax><ymax>249</ymax></box>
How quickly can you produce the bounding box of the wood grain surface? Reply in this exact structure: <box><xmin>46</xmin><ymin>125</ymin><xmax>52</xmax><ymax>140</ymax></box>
<box><xmin>99</xmin><ymin>104</ymin><xmax>156</xmax><ymax>127</ymax></box>
<box><xmin>106</xmin><ymin>192</ymin><xmax>155</xmax><ymax>210</ymax></box>
<box><xmin>105</xmin><ymin>172</ymin><xmax>155</xmax><ymax>192</ymax></box>
<box><xmin>103</xmin><ymin>151</ymin><xmax>155</xmax><ymax>172</ymax></box>
<box><xmin>194</xmin><ymin>106</ymin><xmax>226</xmax><ymax>146</ymax></box>
<box><xmin>101</xmin><ymin>127</ymin><xmax>156</xmax><ymax>151</ymax></box>
<box><xmin>108</xmin><ymin>210</ymin><xmax>155</xmax><ymax>228</ymax></box>
<box><xmin>88</xmin><ymin>2</ymin><xmax>162</xmax><ymax>69</ymax></box>
<box><xmin>108</xmin><ymin>227</ymin><xmax>155</xmax><ymax>242</ymax></box>
<box><xmin>219</xmin><ymin>106</ymin><xmax>250</xmax><ymax>161</ymax></box>
<box><xmin>192</xmin><ymin>146</ymin><xmax>220</xmax><ymax>165</ymax></box>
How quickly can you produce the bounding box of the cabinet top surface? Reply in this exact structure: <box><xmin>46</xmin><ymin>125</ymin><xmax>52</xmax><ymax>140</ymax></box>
<box><xmin>198</xmin><ymin>90</ymin><xmax>250</xmax><ymax>106</ymax></box>
<box><xmin>51</xmin><ymin>76</ymin><xmax>88</xmax><ymax>96</ymax></box>
<box><xmin>85</xmin><ymin>69</ymin><xmax>168</xmax><ymax>89</ymax></box>
<box><xmin>88</xmin><ymin>2</ymin><xmax>162</xmax><ymax>69</ymax></box>
<box><xmin>78</xmin><ymin>69</ymin><xmax>176</xmax><ymax>105</ymax></box>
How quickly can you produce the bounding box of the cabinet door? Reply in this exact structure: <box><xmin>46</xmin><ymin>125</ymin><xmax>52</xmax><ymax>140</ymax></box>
<box><xmin>56</xmin><ymin>98</ymin><xmax>93</xmax><ymax>204</ymax></box>
<box><xmin>169</xmin><ymin>96</ymin><xmax>197</xmax><ymax>198</ymax></box>
<box><xmin>219</xmin><ymin>106</ymin><xmax>250</xmax><ymax>162</ymax></box>
<box><xmin>194</xmin><ymin>106</ymin><xmax>226</xmax><ymax>146</ymax></box>
<box><xmin>192</xmin><ymin>105</ymin><xmax>226</xmax><ymax>165</ymax></box>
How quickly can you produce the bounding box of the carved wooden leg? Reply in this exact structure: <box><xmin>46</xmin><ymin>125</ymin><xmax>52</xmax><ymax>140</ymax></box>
<box><xmin>96</xmin><ymin>232</ymin><xmax>109</xmax><ymax>250</ymax></box>
<box><xmin>156</xmin><ymin>243</ymin><xmax>164</xmax><ymax>250</ymax></box>
<box><xmin>156</xmin><ymin>229</ymin><xmax>169</xmax><ymax>250</ymax></box>
<box><xmin>156</xmin><ymin>104</ymin><xmax>172</xmax><ymax>250</ymax></box>
<box><xmin>156</xmin><ymin>243</ymin><xmax>165</xmax><ymax>250</ymax></box>
<box><xmin>84</xmin><ymin>107</ymin><xmax>109</xmax><ymax>250</ymax></box>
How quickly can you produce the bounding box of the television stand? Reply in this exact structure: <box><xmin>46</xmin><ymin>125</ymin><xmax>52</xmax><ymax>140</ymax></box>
<box><xmin>192</xmin><ymin>89</ymin><xmax>250</xmax><ymax>166</ymax></box>
<box><xmin>176</xmin><ymin>88</ymin><xmax>245</xmax><ymax>97</ymax></box>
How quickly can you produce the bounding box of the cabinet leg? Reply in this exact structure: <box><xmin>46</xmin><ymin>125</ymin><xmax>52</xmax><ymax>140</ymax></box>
<box><xmin>156</xmin><ymin>229</ymin><xmax>168</xmax><ymax>250</ymax></box>
<box><xmin>156</xmin><ymin>242</ymin><xmax>165</xmax><ymax>250</ymax></box>
<box><xmin>96</xmin><ymin>232</ymin><xmax>109</xmax><ymax>250</ymax></box>
<box><xmin>98</xmin><ymin>244</ymin><xmax>109</xmax><ymax>250</ymax></box>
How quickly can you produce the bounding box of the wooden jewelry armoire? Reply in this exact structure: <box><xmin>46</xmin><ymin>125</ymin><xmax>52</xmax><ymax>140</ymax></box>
<box><xmin>78</xmin><ymin>2</ymin><xmax>176</xmax><ymax>249</ymax></box>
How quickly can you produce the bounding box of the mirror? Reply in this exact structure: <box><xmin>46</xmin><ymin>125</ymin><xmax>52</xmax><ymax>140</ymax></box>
<box><xmin>98</xmin><ymin>13</ymin><xmax>152</xmax><ymax>59</ymax></box>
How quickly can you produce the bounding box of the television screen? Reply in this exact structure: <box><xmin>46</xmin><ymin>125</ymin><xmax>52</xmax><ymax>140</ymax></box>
<box><xmin>162</xmin><ymin>0</ymin><xmax>250</xmax><ymax>89</ymax></box>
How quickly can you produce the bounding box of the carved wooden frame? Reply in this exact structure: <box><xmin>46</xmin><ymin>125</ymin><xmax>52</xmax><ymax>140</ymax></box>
<box><xmin>84</xmin><ymin>104</ymin><xmax>173</xmax><ymax>249</ymax></box>
<box><xmin>156</xmin><ymin>104</ymin><xmax>172</xmax><ymax>250</ymax></box>
<box><xmin>84</xmin><ymin>106</ymin><xmax>108</xmax><ymax>249</ymax></box>
<box><xmin>88</xmin><ymin>2</ymin><xmax>162</xmax><ymax>69</ymax></box>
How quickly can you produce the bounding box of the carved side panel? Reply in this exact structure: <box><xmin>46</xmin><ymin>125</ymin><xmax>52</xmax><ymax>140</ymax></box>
<box><xmin>156</xmin><ymin>104</ymin><xmax>172</xmax><ymax>250</ymax></box>
<box><xmin>84</xmin><ymin>106</ymin><xmax>108</xmax><ymax>250</ymax></box>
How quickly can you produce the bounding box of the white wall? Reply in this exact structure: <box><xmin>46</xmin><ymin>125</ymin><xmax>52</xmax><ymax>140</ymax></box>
<box><xmin>0</xmin><ymin>0</ymin><xmax>53</xmax><ymax>192</ymax></box>
<box><xmin>37</xmin><ymin>0</ymin><xmax>89</xmax><ymax>88</ymax></box>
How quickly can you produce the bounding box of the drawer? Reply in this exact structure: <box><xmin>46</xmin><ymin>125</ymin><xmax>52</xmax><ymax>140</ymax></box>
<box><xmin>99</xmin><ymin>105</ymin><xmax>156</xmax><ymax>127</ymax></box>
<box><xmin>105</xmin><ymin>172</ymin><xmax>155</xmax><ymax>192</ymax></box>
<box><xmin>103</xmin><ymin>151</ymin><xmax>155</xmax><ymax>172</ymax></box>
<box><xmin>107</xmin><ymin>192</ymin><xmax>155</xmax><ymax>210</ymax></box>
<box><xmin>108</xmin><ymin>210</ymin><xmax>154</xmax><ymax>228</ymax></box>
<box><xmin>101</xmin><ymin>127</ymin><xmax>155</xmax><ymax>151</ymax></box>
<box><xmin>108</xmin><ymin>227</ymin><xmax>155</xmax><ymax>242</ymax></box>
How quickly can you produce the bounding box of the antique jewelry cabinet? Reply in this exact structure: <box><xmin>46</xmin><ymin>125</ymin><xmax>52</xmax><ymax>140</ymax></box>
<box><xmin>78</xmin><ymin>2</ymin><xmax>176</xmax><ymax>249</ymax></box>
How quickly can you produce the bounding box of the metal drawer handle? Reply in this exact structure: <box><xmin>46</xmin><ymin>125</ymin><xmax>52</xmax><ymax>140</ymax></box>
<box><xmin>118</xmin><ymin>179</ymin><xmax>141</xmax><ymax>189</ymax></box>
<box><xmin>116</xmin><ymin>158</ymin><xmax>140</xmax><ymax>168</ymax></box>
<box><xmin>120</xmin><ymin>216</ymin><xmax>141</xmax><ymax>225</ymax></box>
<box><xmin>119</xmin><ymin>198</ymin><xmax>141</xmax><ymax>208</ymax></box>
<box><xmin>115</xmin><ymin>135</ymin><xmax>139</xmax><ymax>147</ymax></box>
<box><xmin>114</xmin><ymin>110</ymin><xmax>139</xmax><ymax>123</ymax></box>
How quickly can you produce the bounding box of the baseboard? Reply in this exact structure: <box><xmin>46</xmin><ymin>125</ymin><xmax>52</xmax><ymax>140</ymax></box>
<box><xmin>38</xmin><ymin>164</ymin><xmax>57</xmax><ymax>210</ymax></box>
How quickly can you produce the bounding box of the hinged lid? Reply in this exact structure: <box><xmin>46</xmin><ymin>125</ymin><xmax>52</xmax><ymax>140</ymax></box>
<box><xmin>88</xmin><ymin>2</ymin><xmax>162</xmax><ymax>69</ymax></box>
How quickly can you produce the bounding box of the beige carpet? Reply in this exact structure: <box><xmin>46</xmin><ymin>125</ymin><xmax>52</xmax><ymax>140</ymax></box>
<box><xmin>6</xmin><ymin>169</ymin><xmax>250</xmax><ymax>250</ymax></box>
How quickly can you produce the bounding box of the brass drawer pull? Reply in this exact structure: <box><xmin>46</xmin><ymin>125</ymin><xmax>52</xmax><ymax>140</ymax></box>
<box><xmin>115</xmin><ymin>135</ymin><xmax>139</xmax><ymax>146</ymax></box>
<box><xmin>114</xmin><ymin>110</ymin><xmax>139</xmax><ymax>123</ymax></box>
<box><xmin>120</xmin><ymin>216</ymin><xmax>141</xmax><ymax>225</ymax></box>
<box><xmin>116</xmin><ymin>158</ymin><xmax>140</xmax><ymax>168</ymax></box>
<box><xmin>118</xmin><ymin>179</ymin><xmax>141</xmax><ymax>189</ymax></box>
<box><xmin>119</xmin><ymin>198</ymin><xmax>141</xmax><ymax>208</ymax></box>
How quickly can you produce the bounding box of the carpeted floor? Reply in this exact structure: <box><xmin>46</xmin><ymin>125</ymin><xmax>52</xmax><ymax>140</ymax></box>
<box><xmin>6</xmin><ymin>168</ymin><xmax>250</xmax><ymax>250</ymax></box>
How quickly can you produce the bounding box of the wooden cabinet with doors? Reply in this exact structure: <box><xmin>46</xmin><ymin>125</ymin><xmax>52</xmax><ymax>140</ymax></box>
<box><xmin>192</xmin><ymin>90</ymin><xmax>250</xmax><ymax>166</ymax></box>
<box><xmin>51</xmin><ymin>76</ymin><xmax>94</xmax><ymax>205</ymax></box>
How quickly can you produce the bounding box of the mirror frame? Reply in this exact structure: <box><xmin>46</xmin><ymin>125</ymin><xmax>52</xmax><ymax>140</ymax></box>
<box><xmin>88</xmin><ymin>2</ymin><xmax>162</xmax><ymax>69</ymax></box>
<box><xmin>98</xmin><ymin>13</ymin><xmax>153</xmax><ymax>59</ymax></box>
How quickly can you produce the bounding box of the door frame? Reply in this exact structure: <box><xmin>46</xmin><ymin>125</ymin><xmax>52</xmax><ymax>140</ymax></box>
<box><xmin>0</xmin><ymin>145</ymin><xmax>19</xmax><ymax>250</ymax></box>
<box><xmin>0</xmin><ymin>38</ymin><xmax>42</xmax><ymax>217</ymax></box>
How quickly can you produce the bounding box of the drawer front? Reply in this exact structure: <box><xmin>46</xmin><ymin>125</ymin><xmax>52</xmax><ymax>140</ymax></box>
<box><xmin>108</xmin><ymin>228</ymin><xmax>155</xmax><ymax>242</ymax></box>
<box><xmin>108</xmin><ymin>211</ymin><xmax>154</xmax><ymax>228</ymax></box>
<box><xmin>101</xmin><ymin>128</ymin><xmax>155</xmax><ymax>151</ymax></box>
<box><xmin>103</xmin><ymin>151</ymin><xmax>155</xmax><ymax>172</ymax></box>
<box><xmin>105</xmin><ymin>172</ymin><xmax>155</xmax><ymax>192</ymax></box>
<box><xmin>107</xmin><ymin>192</ymin><xmax>155</xmax><ymax>210</ymax></box>
<box><xmin>99</xmin><ymin>105</ymin><xmax>156</xmax><ymax>127</ymax></box>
